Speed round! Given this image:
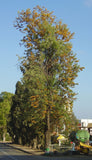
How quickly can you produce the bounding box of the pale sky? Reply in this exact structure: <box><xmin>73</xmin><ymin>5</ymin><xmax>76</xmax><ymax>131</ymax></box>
<box><xmin>0</xmin><ymin>0</ymin><xmax>92</xmax><ymax>120</ymax></box>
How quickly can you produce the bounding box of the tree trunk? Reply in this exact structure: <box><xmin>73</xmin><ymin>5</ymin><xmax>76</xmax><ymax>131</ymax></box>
<box><xmin>45</xmin><ymin>109</ymin><xmax>51</xmax><ymax>149</ymax></box>
<box><xmin>18</xmin><ymin>137</ymin><xmax>22</xmax><ymax>145</ymax></box>
<box><xmin>3</xmin><ymin>132</ymin><xmax>6</xmax><ymax>142</ymax></box>
<box><xmin>33</xmin><ymin>137</ymin><xmax>37</xmax><ymax>149</ymax></box>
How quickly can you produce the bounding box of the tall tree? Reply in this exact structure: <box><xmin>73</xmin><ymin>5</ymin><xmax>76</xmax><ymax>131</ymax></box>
<box><xmin>14</xmin><ymin>6</ymin><xmax>84</xmax><ymax>148</ymax></box>
<box><xmin>8</xmin><ymin>81</ymin><xmax>26</xmax><ymax>144</ymax></box>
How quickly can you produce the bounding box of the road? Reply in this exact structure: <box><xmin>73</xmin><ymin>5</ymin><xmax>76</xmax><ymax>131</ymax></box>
<box><xmin>0</xmin><ymin>143</ymin><xmax>92</xmax><ymax>160</ymax></box>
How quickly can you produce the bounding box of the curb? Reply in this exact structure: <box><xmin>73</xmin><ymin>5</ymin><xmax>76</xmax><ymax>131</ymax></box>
<box><xmin>6</xmin><ymin>143</ymin><xmax>44</xmax><ymax>156</ymax></box>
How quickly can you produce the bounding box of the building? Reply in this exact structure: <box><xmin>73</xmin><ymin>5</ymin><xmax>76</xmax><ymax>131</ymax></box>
<box><xmin>78</xmin><ymin>119</ymin><xmax>92</xmax><ymax>135</ymax></box>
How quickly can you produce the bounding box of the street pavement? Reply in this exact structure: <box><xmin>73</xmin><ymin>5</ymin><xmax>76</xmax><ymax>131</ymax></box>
<box><xmin>0</xmin><ymin>142</ymin><xmax>92</xmax><ymax>160</ymax></box>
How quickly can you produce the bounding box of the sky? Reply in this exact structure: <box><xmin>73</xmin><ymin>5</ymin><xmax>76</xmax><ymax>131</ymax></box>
<box><xmin>0</xmin><ymin>0</ymin><xmax>92</xmax><ymax>120</ymax></box>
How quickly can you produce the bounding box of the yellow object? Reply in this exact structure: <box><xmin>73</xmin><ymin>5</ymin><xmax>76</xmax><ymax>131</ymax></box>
<box><xmin>57</xmin><ymin>134</ymin><xmax>65</xmax><ymax>140</ymax></box>
<box><xmin>80</xmin><ymin>142</ymin><xmax>92</xmax><ymax>149</ymax></box>
<box><xmin>80</xmin><ymin>148</ymin><xmax>89</xmax><ymax>154</ymax></box>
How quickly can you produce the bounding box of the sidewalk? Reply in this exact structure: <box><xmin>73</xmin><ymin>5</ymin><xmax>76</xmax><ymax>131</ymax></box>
<box><xmin>5</xmin><ymin>142</ymin><xmax>92</xmax><ymax>157</ymax></box>
<box><xmin>6</xmin><ymin>142</ymin><xmax>44</xmax><ymax>155</ymax></box>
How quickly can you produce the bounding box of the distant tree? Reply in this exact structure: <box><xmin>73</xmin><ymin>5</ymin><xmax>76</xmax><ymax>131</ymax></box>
<box><xmin>0</xmin><ymin>92</ymin><xmax>13</xmax><ymax>141</ymax></box>
<box><xmin>71</xmin><ymin>112</ymin><xmax>79</xmax><ymax>130</ymax></box>
<box><xmin>14</xmin><ymin>6</ymin><xmax>84</xmax><ymax>148</ymax></box>
<box><xmin>8</xmin><ymin>81</ymin><xmax>24</xmax><ymax>144</ymax></box>
<box><xmin>63</xmin><ymin>111</ymin><xmax>79</xmax><ymax>136</ymax></box>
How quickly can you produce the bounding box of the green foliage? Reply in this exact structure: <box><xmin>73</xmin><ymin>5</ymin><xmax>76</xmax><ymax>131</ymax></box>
<box><xmin>0</xmin><ymin>92</ymin><xmax>13</xmax><ymax>141</ymax></box>
<box><xmin>9</xmin><ymin>6</ymin><xmax>84</xmax><ymax>147</ymax></box>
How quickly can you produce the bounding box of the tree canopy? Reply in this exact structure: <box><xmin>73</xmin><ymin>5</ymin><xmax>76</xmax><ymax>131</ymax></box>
<box><xmin>9</xmin><ymin>6</ymin><xmax>84</xmax><ymax>148</ymax></box>
<box><xmin>0</xmin><ymin>92</ymin><xmax>13</xmax><ymax>141</ymax></box>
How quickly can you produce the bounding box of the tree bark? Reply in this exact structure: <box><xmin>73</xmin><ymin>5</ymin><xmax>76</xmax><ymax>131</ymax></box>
<box><xmin>45</xmin><ymin>109</ymin><xmax>51</xmax><ymax>149</ymax></box>
<box><xmin>3</xmin><ymin>132</ymin><xmax>6</xmax><ymax>142</ymax></box>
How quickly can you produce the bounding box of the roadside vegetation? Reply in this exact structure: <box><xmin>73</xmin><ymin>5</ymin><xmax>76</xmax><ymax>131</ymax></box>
<box><xmin>0</xmin><ymin>6</ymin><xmax>83</xmax><ymax>149</ymax></box>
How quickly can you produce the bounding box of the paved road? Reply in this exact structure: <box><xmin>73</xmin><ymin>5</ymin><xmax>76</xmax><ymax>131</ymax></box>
<box><xmin>0</xmin><ymin>143</ymin><xmax>92</xmax><ymax>160</ymax></box>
